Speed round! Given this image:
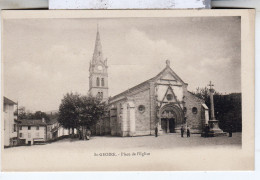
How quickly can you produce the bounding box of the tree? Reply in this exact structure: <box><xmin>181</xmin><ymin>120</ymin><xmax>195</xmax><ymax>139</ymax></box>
<box><xmin>16</xmin><ymin>107</ymin><xmax>50</xmax><ymax>121</ymax></box>
<box><xmin>77</xmin><ymin>95</ymin><xmax>107</xmax><ymax>140</ymax></box>
<box><xmin>33</xmin><ymin>111</ymin><xmax>50</xmax><ymax>121</ymax></box>
<box><xmin>17</xmin><ymin>106</ymin><xmax>27</xmax><ymax>120</ymax></box>
<box><xmin>58</xmin><ymin>93</ymin><xmax>107</xmax><ymax>139</ymax></box>
<box><xmin>58</xmin><ymin>93</ymin><xmax>80</xmax><ymax>136</ymax></box>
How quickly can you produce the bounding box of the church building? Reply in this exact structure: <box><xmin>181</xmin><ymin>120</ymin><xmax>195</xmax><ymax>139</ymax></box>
<box><xmin>89</xmin><ymin>28</ymin><xmax>209</xmax><ymax>136</ymax></box>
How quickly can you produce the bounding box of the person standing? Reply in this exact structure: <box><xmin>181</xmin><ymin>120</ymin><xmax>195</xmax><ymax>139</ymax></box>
<box><xmin>187</xmin><ymin>126</ymin><xmax>190</xmax><ymax>138</ymax></box>
<box><xmin>181</xmin><ymin>126</ymin><xmax>184</xmax><ymax>137</ymax></box>
<box><xmin>204</xmin><ymin>124</ymin><xmax>210</xmax><ymax>138</ymax></box>
<box><xmin>229</xmin><ymin>124</ymin><xmax>233</xmax><ymax>137</ymax></box>
<box><xmin>155</xmin><ymin>125</ymin><xmax>158</xmax><ymax>137</ymax></box>
<box><xmin>86</xmin><ymin>129</ymin><xmax>91</xmax><ymax>140</ymax></box>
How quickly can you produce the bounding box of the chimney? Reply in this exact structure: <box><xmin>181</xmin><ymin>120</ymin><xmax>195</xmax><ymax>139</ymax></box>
<box><xmin>42</xmin><ymin>118</ymin><xmax>45</xmax><ymax>123</ymax></box>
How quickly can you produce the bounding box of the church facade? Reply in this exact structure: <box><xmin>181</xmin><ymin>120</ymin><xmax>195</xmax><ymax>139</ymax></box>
<box><xmin>89</xmin><ymin>28</ymin><xmax>209</xmax><ymax>136</ymax></box>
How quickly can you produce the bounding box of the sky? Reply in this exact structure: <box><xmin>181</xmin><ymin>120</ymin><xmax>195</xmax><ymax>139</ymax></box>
<box><xmin>2</xmin><ymin>16</ymin><xmax>241</xmax><ymax>112</ymax></box>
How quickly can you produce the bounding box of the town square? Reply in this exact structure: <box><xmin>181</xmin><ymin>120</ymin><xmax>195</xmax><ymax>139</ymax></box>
<box><xmin>2</xmin><ymin>10</ymin><xmax>254</xmax><ymax>171</ymax></box>
<box><xmin>2</xmin><ymin>132</ymin><xmax>242</xmax><ymax>171</ymax></box>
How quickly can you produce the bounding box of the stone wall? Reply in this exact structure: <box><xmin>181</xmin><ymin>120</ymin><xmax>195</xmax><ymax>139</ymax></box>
<box><xmin>131</xmin><ymin>88</ymin><xmax>151</xmax><ymax>135</ymax></box>
<box><xmin>184</xmin><ymin>91</ymin><xmax>204</xmax><ymax>133</ymax></box>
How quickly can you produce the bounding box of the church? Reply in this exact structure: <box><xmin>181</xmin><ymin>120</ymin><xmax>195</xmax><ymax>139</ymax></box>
<box><xmin>89</xmin><ymin>28</ymin><xmax>209</xmax><ymax>136</ymax></box>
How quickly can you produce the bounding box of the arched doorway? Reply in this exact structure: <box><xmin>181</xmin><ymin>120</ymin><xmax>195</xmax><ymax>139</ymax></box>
<box><xmin>159</xmin><ymin>104</ymin><xmax>184</xmax><ymax>133</ymax></box>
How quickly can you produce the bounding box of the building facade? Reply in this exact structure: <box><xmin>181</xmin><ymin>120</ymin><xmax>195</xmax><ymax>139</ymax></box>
<box><xmin>90</xmin><ymin>29</ymin><xmax>209</xmax><ymax>136</ymax></box>
<box><xmin>106</xmin><ymin>60</ymin><xmax>209</xmax><ymax>136</ymax></box>
<box><xmin>47</xmin><ymin>118</ymin><xmax>77</xmax><ymax>140</ymax></box>
<box><xmin>3</xmin><ymin>97</ymin><xmax>18</xmax><ymax>146</ymax></box>
<box><xmin>19</xmin><ymin>119</ymin><xmax>47</xmax><ymax>145</ymax></box>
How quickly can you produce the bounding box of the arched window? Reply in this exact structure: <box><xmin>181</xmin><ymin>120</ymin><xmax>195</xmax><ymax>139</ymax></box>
<box><xmin>101</xmin><ymin>78</ymin><xmax>104</xmax><ymax>86</ymax></box>
<box><xmin>96</xmin><ymin>77</ymin><xmax>100</xmax><ymax>86</ymax></box>
<box><xmin>192</xmin><ymin>107</ymin><xmax>198</xmax><ymax>114</ymax></box>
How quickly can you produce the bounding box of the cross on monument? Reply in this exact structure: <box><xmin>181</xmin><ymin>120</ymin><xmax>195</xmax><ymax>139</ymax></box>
<box><xmin>208</xmin><ymin>81</ymin><xmax>214</xmax><ymax>90</ymax></box>
<box><xmin>205</xmin><ymin>81</ymin><xmax>226</xmax><ymax>136</ymax></box>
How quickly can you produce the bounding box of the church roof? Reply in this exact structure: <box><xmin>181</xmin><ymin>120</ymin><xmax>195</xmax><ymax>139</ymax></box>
<box><xmin>187</xmin><ymin>91</ymin><xmax>205</xmax><ymax>101</ymax></box>
<box><xmin>109</xmin><ymin>60</ymin><xmax>187</xmax><ymax>102</ymax></box>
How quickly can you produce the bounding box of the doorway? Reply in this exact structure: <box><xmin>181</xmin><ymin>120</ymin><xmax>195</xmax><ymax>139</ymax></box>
<box><xmin>161</xmin><ymin>118</ymin><xmax>175</xmax><ymax>133</ymax></box>
<box><xmin>169</xmin><ymin>118</ymin><xmax>175</xmax><ymax>133</ymax></box>
<box><xmin>159</xmin><ymin>104</ymin><xmax>184</xmax><ymax>134</ymax></box>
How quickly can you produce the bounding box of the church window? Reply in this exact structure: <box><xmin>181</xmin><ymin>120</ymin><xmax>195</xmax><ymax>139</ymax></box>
<box><xmin>192</xmin><ymin>107</ymin><xmax>198</xmax><ymax>114</ymax></box>
<box><xmin>101</xmin><ymin>78</ymin><xmax>104</xmax><ymax>86</ymax></box>
<box><xmin>166</xmin><ymin>94</ymin><xmax>173</xmax><ymax>101</ymax></box>
<box><xmin>96</xmin><ymin>77</ymin><xmax>100</xmax><ymax>86</ymax></box>
<box><xmin>138</xmin><ymin>105</ymin><xmax>145</xmax><ymax>113</ymax></box>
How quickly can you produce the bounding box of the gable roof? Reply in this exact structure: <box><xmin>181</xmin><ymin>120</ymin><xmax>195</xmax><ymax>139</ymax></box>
<box><xmin>109</xmin><ymin>62</ymin><xmax>187</xmax><ymax>102</ymax></box>
<box><xmin>154</xmin><ymin>65</ymin><xmax>186</xmax><ymax>85</ymax></box>
<box><xmin>20</xmin><ymin>119</ymin><xmax>47</xmax><ymax>126</ymax></box>
<box><xmin>47</xmin><ymin>117</ymin><xmax>58</xmax><ymax>125</ymax></box>
<box><xmin>4</xmin><ymin>97</ymin><xmax>17</xmax><ymax>105</ymax></box>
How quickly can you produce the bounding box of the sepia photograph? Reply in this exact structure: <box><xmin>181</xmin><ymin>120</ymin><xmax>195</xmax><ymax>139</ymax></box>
<box><xmin>1</xmin><ymin>10</ymin><xmax>255</xmax><ymax>171</ymax></box>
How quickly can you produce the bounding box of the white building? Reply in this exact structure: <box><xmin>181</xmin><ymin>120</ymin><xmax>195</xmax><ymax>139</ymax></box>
<box><xmin>19</xmin><ymin>119</ymin><xmax>47</xmax><ymax>145</ymax></box>
<box><xmin>3</xmin><ymin>97</ymin><xmax>18</xmax><ymax>147</ymax></box>
<box><xmin>58</xmin><ymin>125</ymin><xmax>70</xmax><ymax>137</ymax></box>
<box><xmin>47</xmin><ymin>118</ymin><xmax>77</xmax><ymax>140</ymax></box>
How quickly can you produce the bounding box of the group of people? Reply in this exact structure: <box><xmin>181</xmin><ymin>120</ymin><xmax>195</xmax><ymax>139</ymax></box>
<box><xmin>181</xmin><ymin>126</ymin><xmax>190</xmax><ymax>138</ymax></box>
<box><xmin>152</xmin><ymin>123</ymin><xmax>234</xmax><ymax>138</ymax></box>
<box><xmin>78</xmin><ymin>129</ymin><xmax>92</xmax><ymax>140</ymax></box>
<box><xmin>154</xmin><ymin>125</ymin><xmax>190</xmax><ymax>137</ymax></box>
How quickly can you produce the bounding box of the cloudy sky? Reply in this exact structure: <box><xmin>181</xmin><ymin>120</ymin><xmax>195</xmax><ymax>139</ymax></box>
<box><xmin>3</xmin><ymin>16</ymin><xmax>241</xmax><ymax>112</ymax></box>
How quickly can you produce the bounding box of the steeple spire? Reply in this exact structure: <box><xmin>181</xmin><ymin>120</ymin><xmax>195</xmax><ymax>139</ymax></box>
<box><xmin>92</xmin><ymin>24</ymin><xmax>103</xmax><ymax>63</ymax></box>
<box><xmin>89</xmin><ymin>24</ymin><xmax>109</xmax><ymax>101</ymax></box>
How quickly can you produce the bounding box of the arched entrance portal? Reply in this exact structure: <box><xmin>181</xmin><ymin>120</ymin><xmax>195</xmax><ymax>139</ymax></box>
<box><xmin>159</xmin><ymin>104</ymin><xmax>184</xmax><ymax>133</ymax></box>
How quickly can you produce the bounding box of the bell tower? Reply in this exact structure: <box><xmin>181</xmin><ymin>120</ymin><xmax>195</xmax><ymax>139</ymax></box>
<box><xmin>89</xmin><ymin>26</ymin><xmax>108</xmax><ymax>101</ymax></box>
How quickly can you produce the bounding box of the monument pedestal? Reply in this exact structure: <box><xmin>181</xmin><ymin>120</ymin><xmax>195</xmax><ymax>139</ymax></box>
<box><xmin>208</xmin><ymin>119</ymin><xmax>227</xmax><ymax>137</ymax></box>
